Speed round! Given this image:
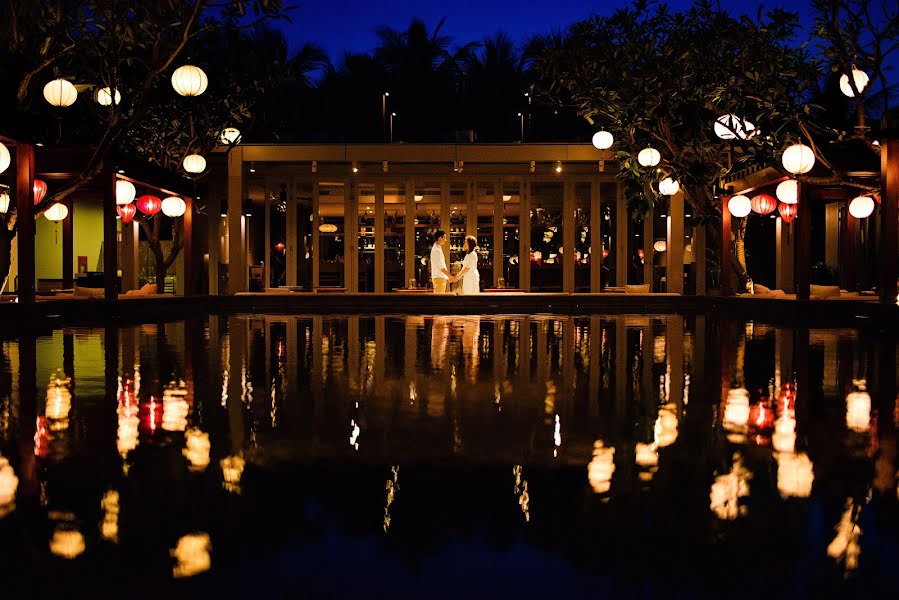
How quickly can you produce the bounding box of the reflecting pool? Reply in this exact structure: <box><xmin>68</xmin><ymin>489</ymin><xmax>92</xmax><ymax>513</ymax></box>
<box><xmin>0</xmin><ymin>315</ymin><xmax>897</xmax><ymax>596</ymax></box>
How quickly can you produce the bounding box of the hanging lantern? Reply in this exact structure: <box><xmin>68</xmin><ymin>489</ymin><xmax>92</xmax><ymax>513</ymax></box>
<box><xmin>591</xmin><ymin>131</ymin><xmax>614</xmax><ymax>150</ymax></box>
<box><xmin>43</xmin><ymin>78</ymin><xmax>78</xmax><ymax>107</ymax></box>
<box><xmin>839</xmin><ymin>67</ymin><xmax>869</xmax><ymax>98</ymax></box>
<box><xmin>637</xmin><ymin>147</ymin><xmax>661</xmax><ymax>167</ymax></box>
<box><xmin>781</xmin><ymin>143</ymin><xmax>815</xmax><ymax>174</ymax></box>
<box><xmin>778</xmin><ymin>203</ymin><xmax>797</xmax><ymax>223</ymax></box>
<box><xmin>33</xmin><ymin>179</ymin><xmax>47</xmax><ymax>205</ymax></box>
<box><xmin>848</xmin><ymin>195</ymin><xmax>875</xmax><ymax>219</ymax></box>
<box><xmin>653</xmin><ymin>240</ymin><xmax>667</xmax><ymax>253</ymax></box>
<box><xmin>117</xmin><ymin>203</ymin><xmax>137</xmax><ymax>224</ymax></box>
<box><xmin>658</xmin><ymin>177</ymin><xmax>680</xmax><ymax>196</ymax></box>
<box><xmin>727</xmin><ymin>195</ymin><xmax>751</xmax><ymax>218</ymax></box>
<box><xmin>161</xmin><ymin>196</ymin><xmax>186</xmax><ymax>218</ymax></box>
<box><xmin>136</xmin><ymin>194</ymin><xmax>162</xmax><ymax>216</ymax></box>
<box><xmin>182</xmin><ymin>154</ymin><xmax>206</xmax><ymax>174</ymax></box>
<box><xmin>96</xmin><ymin>87</ymin><xmax>121</xmax><ymax>106</ymax></box>
<box><xmin>44</xmin><ymin>202</ymin><xmax>68</xmax><ymax>222</ymax></box>
<box><xmin>0</xmin><ymin>141</ymin><xmax>10</xmax><ymax>174</ymax></box>
<box><xmin>274</xmin><ymin>242</ymin><xmax>286</xmax><ymax>254</ymax></box>
<box><xmin>776</xmin><ymin>179</ymin><xmax>798</xmax><ymax>204</ymax></box>
<box><xmin>319</xmin><ymin>223</ymin><xmax>338</xmax><ymax>233</ymax></box>
<box><xmin>171</xmin><ymin>65</ymin><xmax>208</xmax><ymax>97</ymax></box>
<box><xmin>115</xmin><ymin>180</ymin><xmax>136</xmax><ymax>205</ymax></box>
<box><xmin>750</xmin><ymin>193</ymin><xmax>777</xmax><ymax>215</ymax></box>
<box><xmin>219</xmin><ymin>127</ymin><xmax>241</xmax><ymax>144</ymax></box>
<box><xmin>714</xmin><ymin>114</ymin><xmax>755</xmax><ymax>140</ymax></box>
<box><xmin>0</xmin><ymin>190</ymin><xmax>10</xmax><ymax>214</ymax></box>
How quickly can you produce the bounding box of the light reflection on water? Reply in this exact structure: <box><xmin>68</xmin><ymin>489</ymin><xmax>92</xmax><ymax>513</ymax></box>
<box><xmin>0</xmin><ymin>315</ymin><xmax>896</xmax><ymax>595</ymax></box>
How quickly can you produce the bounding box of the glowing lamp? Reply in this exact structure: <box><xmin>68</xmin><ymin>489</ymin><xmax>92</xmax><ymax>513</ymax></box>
<box><xmin>96</xmin><ymin>87</ymin><xmax>121</xmax><ymax>106</ymax></box>
<box><xmin>0</xmin><ymin>190</ymin><xmax>9</xmax><ymax>214</ymax></box>
<box><xmin>161</xmin><ymin>196</ymin><xmax>186</xmax><ymax>218</ymax></box>
<box><xmin>274</xmin><ymin>242</ymin><xmax>286</xmax><ymax>253</ymax></box>
<box><xmin>43</xmin><ymin>78</ymin><xmax>77</xmax><ymax>107</ymax></box>
<box><xmin>782</xmin><ymin>143</ymin><xmax>815</xmax><ymax>175</ymax></box>
<box><xmin>723</xmin><ymin>388</ymin><xmax>750</xmax><ymax>429</ymax></box>
<box><xmin>319</xmin><ymin>223</ymin><xmax>338</xmax><ymax>233</ymax></box>
<box><xmin>591</xmin><ymin>131</ymin><xmax>614</xmax><ymax>150</ymax></box>
<box><xmin>653</xmin><ymin>240</ymin><xmax>667</xmax><ymax>253</ymax></box>
<box><xmin>839</xmin><ymin>67</ymin><xmax>869</xmax><ymax>98</ymax></box>
<box><xmin>182</xmin><ymin>154</ymin><xmax>206</xmax><ymax>174</ymax></box>
<box><xmin>171</xmin><ymin>65</ymin><xmax>208</xmax><ymax>97</ymax></box>
<box><xmin>727</xmin><ymin>195</ymin><xmax>751</xmax><ymax>218</ymax></box>
<box><xmin>845</xmin><ymin>389</ymin><xmax>871</xmax><ymax>433</ymax></box>
<box><xmin>750</xmin><ymin>193</ymin><xmax>777</xmax><ymax>215</ymax></box>
<box><xmin>637</xmin><ymin>147</ymin><xmax>661</xmax><ymax>167</ymax></box>
<box><xmin>44</xmin><ymin>202</ymin><xmax>68</xmax><ymax>222</ymax></box>
<box><xmin>0</xmin><ymin>141</ymin><xmax>10</xmax><ymax>174</ymax></box>
<box><xmin>776</xmin><ymin>179</ymin><xmax>798</xmax><ymax>204</ymax></box>
<box><xmin>33</xmin><ymin>179</ymin><xmax>47</xmax><ymax>205</ymax></box>
<box><xmin>848</xmin><ymin>195</ymin><xmax>874</xmax><ymax>219</ymax></box>
<box><xmin>714</xmin><ymin>114</ymin><xmax>755</xmax><ymax>140</ymax></box>
<box><xmin>116</xmin><ymin>203</ymin><xmax>137</xmax><ymax>224</ymax></box>
<box><xmin>219</xmin><ymin>127</ymin><xmax>241</xmax><ymax>144</ymax></box>
<box><xmin>115</xmin><ymin>180</ymin><xmax>136</xmax><ymax>205</ymax></box>
<box><xmin>778</xmin><ymin>203</ymin><xmax>797</xmax><ymax>223</ymax></box>
<box><xmin>658</xmin><ymin>177</ymin><xmax>680</xmax><ymax>196</ymax></box>
<box><xmin>136</xmin><ymin>194</ymin><xmax>162</xmax><ymax>216</ymax></box>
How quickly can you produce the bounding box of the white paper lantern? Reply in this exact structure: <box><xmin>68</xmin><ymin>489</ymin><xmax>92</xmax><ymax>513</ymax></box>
<box><xmin>839</xmin><ymin>68</ymin><xmax>869</xmax><ymax>98</ymax></box>
<box><xmin>219</xmin><ymin>127</ymin><xmax>241</xmax><ymax>144</ymax></box>
<box><xmin>591</xmin><ymin>131</ymin><xmax>614</xmax><ymax>150</ymax></box>
<box><xmin>848</xmin><ymin>195</ymin><xmax>874</xmax><ymax>219</ymax></box>
<box><xmin>115</xmin><ymin>180</ymin><xmax>136</xmax><ymax>205</ymax></box>
<box><xmin>728</xmin><ymin>195</ymin><xmax>751</xmax><ymax>218</ymax></box>
<box><xmin>182</xmin><ymin>154</ymin><xmax>206</xmax><ymax>173</ymax></box>
<box><xmin>714</xmin><ymin>114</ymin><xmax>755</xmax><ymax>140</ymax></box>
<box><xmin>319</xmin><ymin>223</ymin><xmax>338</xmax><ymax>233</ymax></box>
<box><xmin>782</xmin><ymin>143</ymin><xmax>815</xmax><ymax>175</ymax></box>
<box><xmin>96</xmin><ymin>87</ymin><xmax>121</xmax><ymax>106</ymax></box>
<box><xmin>0</xmin><ymin>190</ymin><xmax>10</xmax><ymax>214</ymax></box>
<box><xmin>776</xmin><ymin>179</ymin><xmax>798</xmax><ymax>204</ymax></box>
<box><xmin>171</xmin><ymin>65</ymin><xmax>208</xmax><ymax>97</ymax></box>
<box><xmin>658</xmin><ymin>177</ymin><xmax>680</xmax><ymax>196</ymax></box>
<box><xmin>0</xmin><ymin>142</ymin><xmax>10</xmax><ymax>174</ymax></box>
<box><xmin>637</xmin><ymin>147</ymin><xmax>661</xmax><ymax>167</ymax></box>
<box><xmin>161</xmin><ymin>196</ymin><xmax>187</xmax><ymax>218</ymax></box>
<box><xmin>44</xmin><ymin>202</ymin><xmax>68</xmax><ymax>222</ymax></box>
<box><xmin>653</xmin><ymin>240</ymin><xmax>667</xmax><ymax>253</ymax></box>
<box><xmin>43</xmin><ymin>78</ymin><xmax>78</xmax><ymax>107</ymax></box>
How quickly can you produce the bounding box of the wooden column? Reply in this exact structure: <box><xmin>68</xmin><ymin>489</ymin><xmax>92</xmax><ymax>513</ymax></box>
<box><xmin>405</xmin><ymin>178</ymin><xmax>415</xmax><ymax>288</ymax></box>
<box><xmin>375</xmin><ymin>181</ymin><xmax>385</xmax><ymax>292</ymax></box>
<box><xmin>121</xmin><ymin>220</ymin><xmax>138</xmax><ymax>292</ymax></box>
<box><xmin>183</xmin><ymin>195</ymin><xmax>193</xmax><ymax>296</ymax></box>
<box><xmin>206</xmin><ymin>178</ymin><xmax>220</xmax><ymax>295</ymax></box>
<box><xmin>694</xmin><ymin>222</ymin><xmax>706</xmax><ymax>295</ymax></box>
<box><xmin>493</xmin><ymin>178</ymin><xmax>503</xmax><ymax>288</ymax></box>
<box><xmin>643</xmin><ymin>212</ymin><xmax>653</xmax><ymax>289</ymax></box>
<box><xmin>562</xmin><ymin>180</ymin><xmax>575</xmax><ymax>293</ymax></box>
<box><xmin>440</xmin><ymin>181</ymin><xmax>450</xmax><ymax>267</ymax></box>
<box><xmin>226</xmin><ymin>316</ymin><xmax>247</xmax><ymax>452</ymax></box>
<box><xmin>840</xmin><ymin>206</ymin><xmax>857</xmax><ymax>292</ymax></box>
<box><xmin>345</xmin><ymin>179</ymin><xmax>355</xmax><ymax>292</ymax></box>
<box><xmin>795</xmin><ymin>181</ymin><xmax>811</xmax><ymax>300</ymax></box>
<box><xmin>264</xmin><ymin>180</ymin><xmax>271</xmax><ymax>289</ymax></box>
<box><xmin>466</xmin><ymin>178</ymin><xmax>476</xmax><ymax>240</ymax></box>
<box><xmin>520</xmin><ymin>181</ymin><xmax>531</xmax><ymax>290</ymax></box>
<box><xmin>312</xmin><ymin>181</ymin><xmax>320</xmax><ymax>289</ymax></box>
<box><xmin>615</xmin><ymin>183</ymin><xmax>628</xmax><ymax>286</ymax></box>
<box><xmin>721</xmin><ymin>195</ymin><xmax>732</xmax><ymax>296</ymax></box>
<box><xmin>668</xmin><ymin>316</ymin><xmax>684</xmax><ymax>410</ymax></box>
<box><xmin>15</xmin><ymin>143</ymin><xmax>35</xmax><ymax>304</ymax></box>
<box><xmin>590</xmin><ymin>178</ymin><xmax>602</xmax><ymax>292</ymax></box>
<box><xmin>880</xmin><ymin>138</ymin><xmax>898</xmax><ymax>305</ymax></box>
<box><xmin>286</xmin><ymin>181</ymin><xmax>298</xmax><ymax>288</ymax></box>
<box><xmin>667</xmin><ymin>191</ymin><xmax>684</xmax><ymax>294</ymax></box>
<box><xmin>776</xmin><ymin>216</ymin><xmax>795</xmax><ymax>293</ymax></box>
<box><xmin>62</xmin><ymin>197</ymin><xmax>73</xmax><ymax>289</ymax></box>
<box><xmin>227</xmin><ymin>146</ymin><xmax>246</xmax><ymax>294</ymax></box>
<box><xmin>102</xmin><ymin>169</ymin><xmax>118</xmax><ymax>301</ymax></box>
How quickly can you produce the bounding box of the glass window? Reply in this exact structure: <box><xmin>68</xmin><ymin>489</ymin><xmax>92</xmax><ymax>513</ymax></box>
<box><xmin>269</xmin><ymin>183</ymin><xmax>287</xmax><ymax>288</ymax></box>
<box><xmin>357</xmin><ymin>184</ymin><xmax>375</xmax><ymax>292</ymax></box>
<box><xmin>575</xmin><ymin>183</ymin><xmax>591</xmax><ymax>292</ymax></box>
<box><xmin>384</xmin><ymin>183</ymin><xmax>406</xmax><ymax>292</ymax></box>
<box><xmin>630</xmin><ymin>217</ymin><xmax>645</xmax><ymax>284</ymax></box>
<box><xmin>318</xmin><ymin>183</ymin><xmax>345</xmax><ymax>288</ymax></box>
<box><xmin>530</xmin><ymin>182</ymin><xmax>563</xmax><ymax>292</ymax></box>
<box><xmin>476</xmin><ymin>182</ymin><xmax>494</xmax><ymax>290</ymax></box>
<box><xmin>296</xmin><ymin>182</ymin><xmax>313</xmax><ymax>291</ymax></box>
<box><xmin>502</xmin><ymin>183</ymin><xmax>521</xmax><ymax>289</ymax></box>
<box><xmin>414</xmin><ymin>182</ymin><xmax>440</xmax><ymax>287</ymax></box>
<box><xmin>600</xmin><ymin>182</ymin><xmax>617</xmax><ymax>287</ymax></box>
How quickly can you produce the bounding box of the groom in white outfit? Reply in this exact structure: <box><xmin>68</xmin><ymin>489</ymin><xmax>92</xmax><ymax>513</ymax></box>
<box><xmin>430</xmin><ymin>230</ymin><xmax>455</xmax><ymax>293</ymax></box>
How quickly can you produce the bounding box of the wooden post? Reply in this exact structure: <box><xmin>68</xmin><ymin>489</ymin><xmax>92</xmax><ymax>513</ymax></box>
<box><xmin>880</xmin><ymin>138</ymin><xmax>898</xmax><ymax>305</ymax></box>
<box><xmin>286</xmin><ymin>181</ymin><xmax>298</xmax><ymax>288</ymax></box>
<box><xmin>375</xmin><ymin>181</ymin><xmax>385</xmax><ymax>292</ymax></box>
<box><xmin>776</xmin><ymin>217</ymin><xmax>795</xmax><ymax>293</ymax></box>
<box><xmin>795</xmin><ymin>181</ymin><xmax>811</xmax><ymax>300</ymax></box>
<box><xmin>183</xmin><ymin>195</ymin><xmax>193</xmax><ymax>296</ymax></box>
<box><xmin>840</xmin><ymin>205</ymin><xmax>856</xmax><ymax>292</ymax></box>
<box><xmin>312</xmin><ymin>181</ymin><xmax>320</xmax><ymax>289</ymax></box>
<box><xmin>227</xmin><ymin>146</ymin><xmax>246</xmax><ymax>294</ymax></box>
<box><xmin>62</xmin><ymin>197</ymin><xmax>73</xmax><ymax>289</ymax></box>
<box><xmin>643</xmin><ymin>212</ymin><xmax>653</xmax><ymax>290</ymax></box>
<box><xmin>615</xmin><ymin>183</ymin><xmax>628</xmax><ymax>286</ymax></box>
<box><xmin>121</xmin><ymin>220</ymin><xmax>138</xmax><ymax>292</ymax></box>
<box><xmin>590</xmin><ymin>178</ymin><xmax>602</xmax><ymax>292</ymax></box>
<box><xmin>103</xmin><ymin>168</ymin><xmax>118</xmax><ymax>301</ymax></box>
<box><xmin>694</xmin><ymin>222</ymin><xmax>706</xmax><ymax>295</ymax></box>
<box><xmin>15</xmin><ymin>143</ymin><xmax>35</xmax><ymax>304</ymax></box>
<box><xmin>493</xmin><ymin>178</ymin><xmax>503</xmax><ymax>288</ymax></box>
<box><xmin>264</xmin><ymin>180</ymin><xmax>271</xmax><ymax>289</ymax></box>
<box><xmin>346</xmin><ymin>179</ymin><xmax>355</xmax><ymax>291</ymax></box>
<box><xmin>563</xmin><ymin>180</ymin><xmax>575</xmax><ymax>293</ymax></box>
<box><xmin>206</xmin><ymin>178</ymin><xmax>220</xmax><ymax>295</ymax></box>
<box><xmin>667</xmin><ymin>191</ymin><xmax>684</xmax><ymax>294</ymax></box>
<box><xmin>405</xmin><ymin>178</ymin><xmax>415</xmax><ymax>288</ymax></box>
<box><xmin>521</xmin><ymin>181</ymin><xmax>530</xmax><ymax>290</ymax></box>
<box><xmin>721</xmin><ymin>195</ymin><xmax>732</xmax><ymax>296</ymax></box>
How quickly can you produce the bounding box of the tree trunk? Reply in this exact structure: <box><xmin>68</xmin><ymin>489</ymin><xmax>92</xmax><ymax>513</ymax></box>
<box><xmin>730</xmin><ymin>216</ymin><xmax>750</xmax><ymax>291</ymax></box>
<box><xmin>0</xmin><ymin>226</ymin><xmax>14</xmax><ymax>294</ymax></box>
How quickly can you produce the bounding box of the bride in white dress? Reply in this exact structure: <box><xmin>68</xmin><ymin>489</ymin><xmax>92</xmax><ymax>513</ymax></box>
<box><xmin>457</xmin><ymin>235</ymin><xmax>480</xmax><ymax>295</ymax></box>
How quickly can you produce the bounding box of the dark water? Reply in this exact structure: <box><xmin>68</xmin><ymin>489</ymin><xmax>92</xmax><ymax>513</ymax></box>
<box><xmin>0</xmin><ymin>315</ymin><xmax>897</xmax><ymax>597</ymax></box>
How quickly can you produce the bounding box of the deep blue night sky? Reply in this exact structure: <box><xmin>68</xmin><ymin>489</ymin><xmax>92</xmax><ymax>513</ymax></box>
<box><xmin>277</xmin><ymin>0</ymin><xmax>817</xmax><ymax>59</ymax></box>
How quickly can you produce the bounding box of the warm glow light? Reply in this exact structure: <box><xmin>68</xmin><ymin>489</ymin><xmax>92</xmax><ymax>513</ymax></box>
<box><xmin>171</xmin><ymin>65</ymin><xmax>208</xmax><ymax>97</ymax></box>
<box><xmin>710</xmin><ymin>453</ymin><xmax>751</xmax><ymax>520</ymax></box>
<box><xmin>554</xmin><ymin>160</ymin><xmax>563</xmax><ymax>173</ymax></box>
<box><xmin>723</xmin><ymin>387</ymin><xmax>751</xmax><ymax>432</ymax></box>
<box><xmin>319</xmin><ymin>223</ymin><xmax>338</xmax><ymax>233</ymax></box>
<box><xmin>839</xmin><ymin>67</ymin><xmax>869</xmax><ymax>98</ymax></box>
<box><xmin>777</xmin><ymin>452</ymin><xmax>814</xmax><ymax>498</ymax></box>
<box><xmin>848</xmin><ymin>195</ymin><xmax>875</xmax><ymax>219</ymax></box>
<box><xmin>846</xmin><ymin>388</ymin><xmax>871</xmax><ymax>433</ymax></box>
<box><xmin>117</xmin><ymin>203</ymin><xmax>137</xmax><ymax>224</ymax></box>
<box><xmin>43</xmin><ymin>78</ymin><xmax>78</xmax><ymax>107</ymax></box>
<box><xmin>587</xmin><ymin>440</ymin><xmax>616</xmax><ymax>494</ymax></box>
<box><xmin>33</xmin><ymin>179</ymin><xmax>47</xmax><ymax>205</ymax></box>
<box><xmin>162</xmin><ymin>379</ymin><xmax>189</xmax><ymax>432</ymax></box>
<box><xmin>776</xmin><ymin>179</ymin><xmax>798</xmax><ymax>204</ymax></box>
<box><xmin>778</xmin><ymin>202</ymin><xmax>797</xmax><ymax>223</ymax></box>
<box><xmin>172</xmin><ymin>532</ymin><xmax>212</xmax><ymax>577</ymax></box>
<box><xmin>592</xmin><ymin>130</ymin><xmax>614</xmax><ymax>150</ymax></box>
<box><xmin>219</xmin><ymin>127</ymin><xmax>241</xmax><ymax>144</ymax></box>
<box><xmin>221</xmin><ymin>455</ymin><xmax>245</xmax><ymax>494</ymax></box>
<box><xmin>50</xmin><ymin>526</ymin><xmax>85</xmax><ymax>559</ymax></box>
<box><xmin>182</xmin><ymin>154</ymin><xmax>206</xmax><ymax>174</ymax></box>
<box><xmin>96</xmin><ymin>87</ymin><xmax>121</xmax><ymax>106</ymax></box>
<box><xmin>0</xmin><ymin>142</ymin><xmax>10</xmax><ymax>174</ymax></box>
<box><xmin>714</xmin><ymin>114</ymin><xmax>756</xmax><ymax>140</ymax></box>
<box><xmin>727</xmin><ymin>195</ymin><xmax>751</xmax><ymax>218</ymax></box>
<box><xmin>414</xmin><ymin>195</ymin><xmax>423</xmax><ymax>201</ymax></box>
<box><xmin>115</xmin><ymin>179</ymin><xmax>136</xmax><ymax>205</ymax></box>
<box><xmin>750</xmin><ymin>193</ymin><xmax>777</xmax><ymax>215</ymax></box>
<box><xmin>637</xmin><ymin>147</ymin><xmax>661</xmax><ymax>167</ymax></box>
<box><xmin>44</xmin><ymin>202</ymin><xmax>68</xmax><ymax>222</ymax></box>
<box><xmin>0</xmin><ymin>190</ymin><xmax>9</xmax><ymax>214</ymax></box>
<box><xmin>658</xmin><ymin>177</ymin><xmax>680</xmax><ymax>196</ymax></box>
<box><xmin>0</xmin><ymin>456</ymin><xmax>18</xmax><ymax>519</ymax></box>
<box><xmin>136</xmin><ymin>194</ymin><xmax>162</xmax><ymax>216</ymax></box>
<box><xmin>161</xmin><ymin>196</ymin><xmax>187</xmax><ymax>218</ymax></box>
<box><xmin>782</xmin><ymin>143</ymin><xmax>815</xmax><ymax>174</ymax></box>
<box><xmin>183</xmin><ymin>428</ymin><xmax>211</xmax><ymax>472</ymax></box>
<box><xmin>653</xmin><ymin>240</ymin><xmax>667</xmax><ymax>253</ymax></box>
<box><xmin>502</xmin><ymin>195</ymin><xmax>512</xmax><ymax>201</ymax></box>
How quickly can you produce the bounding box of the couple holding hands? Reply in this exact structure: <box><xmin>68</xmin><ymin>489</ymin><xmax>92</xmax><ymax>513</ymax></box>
<box><xmin>429</xmin><ymin>230</ymin><xmax>480</xmax><ymax>295</ymax></box>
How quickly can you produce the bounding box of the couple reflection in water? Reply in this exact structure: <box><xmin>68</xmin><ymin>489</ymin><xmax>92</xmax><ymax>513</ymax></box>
<box><xmin>430</xmin><ymin>230</ymin><xmax>480</xmax><ymax>295</ymax></box>
<box><xmin>430</xmin><ymin>315</ymin><xmax>480</xmax><ymax>378</ymax></box>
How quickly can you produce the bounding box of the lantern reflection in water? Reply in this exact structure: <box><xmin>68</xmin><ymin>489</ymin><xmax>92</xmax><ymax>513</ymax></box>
<box><xmin>384</xmin><ymin>465</ymin><xmax>400</xmax><ymax>532</ymax></box>
<box><xmin>100</xmin><ymin>490</ymin><xmax>120</xmax><ymax>542</ymax></box>
<box><xmin>827</xmin><ymin>499</ymin><xmax>862</xmax><ymax>574</ymax></box>
<box><xmin>0</xmin><ymin>456</ymin><xmax>18</xmax><ymax>518</ymax></box>
<box><xmin>723</xmin><ymin>388</ymin><xmax>750</xmax><ymax>443</ymax></box>
<box><xmin>777</xmin><ymin>452</ymin><xmax>814</xmax><ymax>498</ymax></box>
<box><xmin>117</xmin><ymin>373</ymin><xmax>140</xmax><ymax>459</ymax></box>
<box><xmin>654</xmin><ymin>403</ymin><xmax>678</xmax><ymax>448</ymax></box>
<box><xmin>513</xmin><ymin>465</ymin><xmax>531</xmax><ymax>521</ymax></box>
<box><xmin>845</xmin><ymin>382</ymin><xmax>871</xmax><ymax>433</ymax></box>
<box><xmin>221</xmin><ymin>455</ymin><xmax>245</xmax><ymax>494</ymax></box>
<box><xmin>710</xmin><ymin>453</ymin><xmax>752</xmax><ymax>520</ymax></box>
<box><xmin>50</xmin><ymin>525</ymin><xmax>85</xmax><ymax>559</ymax></box>
<box><xmin>587</xmin><ymin>441</ymin><xmax>616</xmax><ymax>495</ymax></box>
<box><xmin>184</xmin><ymin>429</ymin><xmax>211</xmax><ymax>472</ymax></box>
<box><xmin>172</xmin><ymin>532</ymin><xmax>212</xmax><ymax>578</ymax></box>
<box><xmin>162</xmin><ymin>379</ymin><xmax>189</xmax><ymax>432</ymax></box>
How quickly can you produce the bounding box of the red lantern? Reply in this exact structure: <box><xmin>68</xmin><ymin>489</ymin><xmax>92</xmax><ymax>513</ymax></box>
<box><xmin>117</xmin><ymin>203</ymin><xmax>137</xmax><ymax>224</ymax></box>
<box><xmin>750</xmin><ymin>193</ymin><xmax>777</xmax><ymax>215</ymax></box>
<box><xmin>33</xmin><ymin>179</ymin><xmax>47</xmax><ymax>205</ymax></box>
<box><xmin>778</xmin><ymin>203</ymin><xmax>797</xmax><ymax>223</ymax></box>
<box><xmin>274</xmin><ymin>241</ymin><xmax>286</xmax><ymax>254</ymax></box>
<box><xmin>136</xmin><ymin>194</ymin><xmax>161</xmax><ymax>215</ymax></box>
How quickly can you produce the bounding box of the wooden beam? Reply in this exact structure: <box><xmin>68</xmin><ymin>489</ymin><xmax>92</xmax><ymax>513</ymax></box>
<box><xmin>880</xmin><ymin>138</ymin><xmax>898</xmax><ymax>305</ymax></box>
<box><xmin>102</xmin><ymin>168</ymin><xmax>118</xmax><ymax>301</ymax></box>
<box><xmin>795</xmin><ymin>181</ymin><xmax>811</xmax><ymax>300</ymax></box>
<box><xmin>15</xmin><ymin>143</ymin><xmax>35</xmax><ymax>304</ymax></box>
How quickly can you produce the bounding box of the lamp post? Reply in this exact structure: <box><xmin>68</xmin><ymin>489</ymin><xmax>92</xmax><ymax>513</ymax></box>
<box><xmin>382</xmin><ymin>92</ymin><xmax>389</xmax><ymax>142</ymax></box>
<box><xmin>390</xmin><ymin>112</ymin><xmax>396</xmax><ymax>143</ymax></box>
<box><xmin>518</xmin><ymin>113</ymin><xmax>524</xmax><ymax>143</ymax></box>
